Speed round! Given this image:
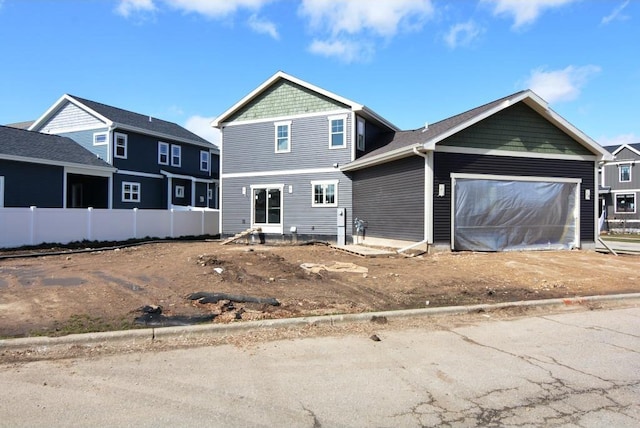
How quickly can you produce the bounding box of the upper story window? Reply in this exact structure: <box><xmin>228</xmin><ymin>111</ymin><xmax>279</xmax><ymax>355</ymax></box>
<box><xmin>274</xmin><ymin>121</ymin><xmax>291</xmax><ymax>153</ymax></box>
<box><xmin>200</xmin><ymin>150</ymin><xmax>210</xmax><ymax>172</ymax></box>
<box><xmin>357</xmin><ymin>117</ymin><xmax>366</xmax><ymax>151</ymax></box>
<box><xmin>158</xmin><ymin>142</ymin><xmax>169</xmax><ymax>165</ymax></box>
<box><xmin>329</xmin><ymin>115</ymin><xmax>346</xmax><ymax>149</ymax></box>
<box><xmin>619</xmin><ymin>164</ymin><xmax>631</xmax><ymax>182</ymax></box>
<box><xmin>114</xmin><ymin>133</ymin><xmax>127</xmax><ymax>159</ymax></box>
<box><xmin>122</xmin><ymin>181</ymin><xmax>140</xmax><ymax>202</ymax></box>
<box><xmin>93</xmin><ymin>132</ymin><xmax>108</xmax><ymax>146</ymax></box>
<box><xmin>311</xmin><ymin>180</ymin><xmax>338</xmax><ymax>207</ymax></box>
<box><xmin>171</xmin><ymin>144</ymin><xmax>181</xmax><ymax>167</ymax></box>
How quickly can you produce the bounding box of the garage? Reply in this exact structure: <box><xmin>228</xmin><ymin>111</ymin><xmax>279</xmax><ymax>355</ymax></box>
<box><xmin>452</xmin><ymin>174</ymin><xmax>580</xmax><ymax>251</ymax></box>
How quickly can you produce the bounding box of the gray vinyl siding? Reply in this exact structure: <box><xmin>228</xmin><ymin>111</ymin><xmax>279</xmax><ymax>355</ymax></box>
<box><xmin>38</xmin><ymin>101</ymin><xmax>104</xmax><ymax>132</ymax></box>
<box><xmin>603</xmin><ymin>148</ymin><xmax>640</xmax><ymax>191</ymax></box>
<box><xmin>222</xmin><ymin>113</ymin><xmax>352</xmax><ymax>175</ymax></box>
<box><xmin>352</xmin><ymin>156</ymin><xmax>424</xmax><ymax>241</ymax></box>
<box><xmin>222</xmin><ymin>172</ymin><xmax>352</xmax><ymax>239</ymax></box>
<box><xmin>59</xmin><ymin>128</ymin><xmax>109</xmax><ymax>161</ymax></box>
<box><xmin>433</xmin><ymin>152</ymin><xmax>596</xmax><ymax>245</ymax></box>
<box><xmin>0</xmin><ymin>159</ymin><xmax>63</xmax><ymax>207</ymax></box>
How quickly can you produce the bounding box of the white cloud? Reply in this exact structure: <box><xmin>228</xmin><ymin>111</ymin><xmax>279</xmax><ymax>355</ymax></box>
<box><xmin>162</xmin><ymin>0</ymin><xmax>273</xmax><ymax>18</ymax></box>
<box><xmin>599</xmin><ymin>133</ymin><xmax>639</xmax><ymax>147</ymax></box>
<box><xmin>601</xmin><ymin>0</ymin><xmax>630</xmax><ymax>25</ymax></box>
<box><xmin>482</xmin><ymin>0</ymin><xmax>577</xmax><ymax>29</ymax></box>
<box><xmin>248</xmin><ymin>14</ymin><xmax>279</xmax><ymax>39</ymax></box>
<box><xmin>308</xmin><ymin>39</ymin><xmax>373</xmax><ymax>63</ymax></box>
<box><xmin>185</xmin><ymin>115</ymin><xmax>221</xmax><ymax>146</ymax></box>
<box><xmin>115</xmin><ymin>0</ymin><xmax>157</xmax><ymax>18</ymax></box>
<box><xmin>444</xmin><ymin>20</ymin><xmax>483</xmax><ymax>49</ymax></box>
<box><xmin>524</xmin><ymin>65</ymin><xmax>601</xmax><ymax>103</ymax></box>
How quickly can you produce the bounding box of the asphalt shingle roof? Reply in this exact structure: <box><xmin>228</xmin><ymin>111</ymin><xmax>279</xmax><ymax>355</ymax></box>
<box><xmin>0</xmin><ymin>125</ymin><xmax>112</xmax><ymax>168</ymax></box>
<box><xmin>68</xmin><ymin>95</ymin><xmax>212</xmax><ymax>146</ymax></box>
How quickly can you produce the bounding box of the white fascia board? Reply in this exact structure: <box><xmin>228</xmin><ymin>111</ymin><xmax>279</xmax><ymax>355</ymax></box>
<box><xmin>160</xmin><ymin>169</ymin><xmax>215</xmax><ymax>183</ymax></box>
<box><xmin>116</xmin><ymin>169</ymin><xmax>164</xmax><ymax>179</ymax></box>
<box><xmin>222</xmin><ymin>167</ymin><xmax>337</xmax><ymax>179</ymax></box>
<box><xmin>435</xmin><ymin>145</ymin><xmax>598</xmax><ymax>161</ymax></box>
<box><xmin>64</xmin><ymin>165</ymin><xmax>113</xmax><ymax>177</ymax></box>
<box><xmin>340</xmin><ymin>145</ymin><xmax>420</xmax><ymax>171</ymax></box>
<box><xmin>359</xmin><ymin>106</ymin><xmax>400</xmax><ymax>131</ymax></box>
<box><xmin>611</xmin><ymin>143</ymin><xmax>640</xmax><ymax>157</ymax></box>
<box><xmin>0</xmin><ymin>153</ymin><xmax>115</xmax><ymax>173</ymax></box>
<box><xmin>213</xmin><ymin>71</ymin><xmax>364</xmax><ymax>128</ymax></box>
<box><xmin>29</xmin><ymin>94</ymin><xmax>111</xmax><ymax>131</ymax></box>
<box><xmin>113</xmin><ymin>123</ymin><xmax>217</xmax><ymax>149</ymax></box>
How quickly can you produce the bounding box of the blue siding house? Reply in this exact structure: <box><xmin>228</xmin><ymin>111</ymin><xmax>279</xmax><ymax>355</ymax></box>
<box><xmin>0</xmin><ymin>125</ymin><xmax>114</xmax><ymax>208</ymax></box>
<box><xmin>29</xmin><ymin>95</ymin><xmax>219</xmax><ymax>210</ymax></box>
<box><xmin>215</xmin><ymin>72</ymin><xmax>613</xmax><ymax>252</ymax></box>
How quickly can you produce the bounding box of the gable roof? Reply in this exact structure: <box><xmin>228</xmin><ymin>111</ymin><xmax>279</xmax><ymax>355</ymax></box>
<box><xmin>609</xmin><ymin>143</ymin><xmax>640</xmax><ymax>158</ymax></box>
<box><xmin>0</xmin><ymin>125</ymin><xmax>114</xmax><ymax>171</ymax></box>
<box><xmin>342</xmin><ymin>90</ymin><xmax>613</xmax><ymax>171</ymax></box>
<box><xmin>29</xmin><ymin>94</ymin><xmax>217</xmax><ymax>151</ymax></box>
<box><xmin>212</xmin><ymin>71</ymin><xmax>399</xmax><ymax>131</ymax></box>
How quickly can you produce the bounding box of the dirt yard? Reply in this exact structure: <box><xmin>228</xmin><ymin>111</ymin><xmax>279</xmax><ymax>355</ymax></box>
<box><xmin>0</xmin><ymin>240</ymin><xmax>638</xmax><ymax>338</ymax></box>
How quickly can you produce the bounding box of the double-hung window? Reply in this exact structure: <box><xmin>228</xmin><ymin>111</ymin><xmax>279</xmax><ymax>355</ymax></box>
<box><xmin>158</xmin><ymin>142</ymin><xmax>169</xmax><ymax>165</ymax></box>
<box><xmin>275</xmin><ymin>121</ymin><xmax>291</xmax><ymax>153</ymax></box>
<box><xmin>200</xmin><ymin>150</ymin><xmax>210</xmax><ymax>172</ymax></box>
<box><xmin>171</xmin><ymin>144</ymin><xmax>181</xmax><ymax>167</ymax></box>
<box><xmin>329</xmin><ymin>115</ymin><xmax>346</xmax><ymax>149</ymax></box>
<box><xmin>122</xmin><ymin>182</ymin><xmax>140</xmax><ymax>202</ymax></box>
<box><xmin>311</xmin><ymin>180</ymin><xmax>338</xmax><ymax>207</ymax></box>
<box><xmin>114</xmin><ymin>133</ymin><xmax>127</xmax><ymax>159</ymax></box>
<box><xmin>615</xmin><ymin>193</ymin><xmax>636</xmax><ymax>213</ymax></box>
<box><xmin>619</xmin><ymin>164</ymin><xmax>631</xmax><ymax>182</ymax></box>
<box><xmin>357</xmin><ymin>117</ymin><xmax>366</xmax><ymax>151</ymax></box>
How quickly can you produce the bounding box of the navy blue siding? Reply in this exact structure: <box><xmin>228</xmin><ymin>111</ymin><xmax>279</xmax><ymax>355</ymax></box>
<box><xmin>112</xmin><ymin>174</ymin><xmax>165</xmax><ymax>209</ymax></box>
<box><xmin>0</xmin><ymin>159</ymin><xmax>63</xmax><ymax>207</ymax></box>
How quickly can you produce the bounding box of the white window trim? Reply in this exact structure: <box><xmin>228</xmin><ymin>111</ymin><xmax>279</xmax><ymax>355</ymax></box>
<box><xmin>158</xmin><ymin>141</ymin><xmax>169</xmax><ymax>165</ymax></box>
<box><xmin>114</xmin><ymin>132</ymin><xmax>128</xmax><ymax>159</ymax></box>
<box><xmin>619</xmin><ymin>164</ymin><xmax>632</xmax><ymax>183</ymax></box>
<box><xmin>200</xmin><ymin>150</ymin><xmax>210</xmax><ymax>172</ymax></box>
<box><xmin>614</xmin><ymin>192</ymin><xmax>636</xmax><ymax>214</ymax></box>
<box><xmin>122</xmin><ymin>181</ymin><xmax>140</xmax><ymax>203</ymax></box>
<box><xmin>93</xmin><ymin>131</ymin><xmax>108</xmax><ymax>146</ymax></box>
<box><xmin>328</xmin><ymin>114</ymin><xmax>347</xmax><ymax>149</ymax></box>
<box><xmin>250</xmin><ymin>184</ymin><xmax>284</xmax><ymax>234</ymax></box>
<box><xmin>175</xmin><ymin>185</ymin><xmax>185</xmax><ymax>198</ymax></box>
<box><xmin>274</xmin><ymin>121</ymin><xmax>291</xmax><ymax>153</ymax></box>
<box><xmin>356</xmin><ymin>116</ymin><xmax>366</xmax><ymax>151</ymax></box>
<box><xmin>311</xmin><ymin>179</ymin><xmax>339</xmax><ymax>207</ymax></box>
<box><xmin>171</xmin><ymin>144</ymin><xmax>182</xmax><ymax>167</ymax></box>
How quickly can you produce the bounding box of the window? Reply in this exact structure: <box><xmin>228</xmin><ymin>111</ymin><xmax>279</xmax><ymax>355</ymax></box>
<box><xmin>122</xmin><ymin>182</ymin><xmax>140</xmax><ymax>202</ymax></box>
<box><xmin>158</xmin><ymin>142</ymin><xmax>169</xmax><ymax>165</ymax></box>
<box><xmin>175</xmin><ymin>185</ymin><xmax>185</xmax><ymax>198</ymax></box>
<box><xmin>200</xmin><ymin>150</ymin><xmax>210</xmax><ymax>172</ymax></box>
<box><xmin>311</xmin><ymin>180</ymin><xmax>338</xmax><ymax>207</ymax></box>
<box><xmin>615</xmin><ymin>193</ymin><xmax>636</xmax><ymax>213</ymax></box>
<box><xmin>114</xmin><ymin>133</ymin><xmax>127</xmax><ymax>159</ymax></box>
<box><xmin>619</xmin><ymin>164</ymin><xmax>631</xmax><ymax>182</ymax></box>
<box><xmin>93</xmin><ymin>132</ymin><xmax>108</xmax><ymax>146</ymax></box>
<box><xmin>329</xmin><ymin>115</ymin><xmax>346</xmax><ymax>148</ymax></box>
<box><xmin>253</xmin><ymin>187</ymin><xmax>282</xmax><ymax>225</ymax></box>
<box><xmin>208</xmin><ymin>188</ymin><xmax>213</xmax><ymax>200</ymax></box>
<box><xmin>171</xmin><ymin>144</ymin><xmax>181</xmax><ymax>167</ymax></box>
<box><xmin>357</xmin><ymin>117</ymin><xmax>366</xmax><ymax>151</ymax></box>
<box><xmin>274</xmin><ymin>121</ymin><xmax>291</xmax><ymax>153</ymax></box>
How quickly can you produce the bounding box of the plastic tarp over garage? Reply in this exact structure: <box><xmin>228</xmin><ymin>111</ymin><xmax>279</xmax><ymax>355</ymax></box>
<box><xmin>452</xmin><ymin>174</ymin><xmax>580</xmax><ymax>251</ymax></box>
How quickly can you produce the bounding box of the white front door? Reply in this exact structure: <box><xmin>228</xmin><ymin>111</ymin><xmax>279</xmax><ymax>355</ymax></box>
<box><xmin>251</xmin><ymin>185</ymin><xmax>283</xmax><ymax>234</ymax></box>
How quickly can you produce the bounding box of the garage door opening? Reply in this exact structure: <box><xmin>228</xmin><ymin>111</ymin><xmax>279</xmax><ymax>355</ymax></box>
<box><xmin>452</xmin><ymin>174</ymin><xmax>580</xmax><ymax>251</ymax></box>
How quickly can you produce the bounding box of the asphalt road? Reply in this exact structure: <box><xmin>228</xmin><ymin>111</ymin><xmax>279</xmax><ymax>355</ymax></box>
<box><xmin>1</xmin><ymin>306</ymin><xmax>639</xmax><ymax>427</ymax></box>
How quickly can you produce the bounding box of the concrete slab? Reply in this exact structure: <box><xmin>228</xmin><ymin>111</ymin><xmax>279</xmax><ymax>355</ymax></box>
<box><xmin>330</xmin><ymin>244</ymin><xmax>395</xmax><ymax>257</ymax></box>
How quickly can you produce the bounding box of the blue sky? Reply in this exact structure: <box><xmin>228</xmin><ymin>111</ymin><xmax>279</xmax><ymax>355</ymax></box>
<box><xmin>0</xmin><ymin>0</ymin><xmax>638</xmax><ymax>147</ymax></box>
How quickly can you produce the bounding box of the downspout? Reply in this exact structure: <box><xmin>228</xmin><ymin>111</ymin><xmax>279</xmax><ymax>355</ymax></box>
<box><xmin>397</xmin><ymin>147</ymin><xmax>433</xmax><ymax>254</ymax></box>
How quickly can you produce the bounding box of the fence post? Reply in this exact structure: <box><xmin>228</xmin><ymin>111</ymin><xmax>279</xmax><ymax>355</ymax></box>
<box><xmin>87</xmin><ymin>207</ymin><xmax>93</xmax><ymax>241</ymax></box>
<box><xmin>133</xmin><ymin>208</ymin><xmax>138</xmax><ymax>239</ymax></box>
<box><xmin>29</xmin><ymin>206</ymin><xmax>36</xmax><ymax>246</ymax></box>
<box><xmin>201</xmin><ymin>210</ymin><xmax>205</xmax><ymax>235</ymax></box>
<box><xmin>170</xmin><ymin>208</ymin><xmax>175</xmax><ymax>238</ymax></box>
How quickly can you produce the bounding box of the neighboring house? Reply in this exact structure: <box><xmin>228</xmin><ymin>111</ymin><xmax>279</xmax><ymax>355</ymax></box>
<box><xmin>29</xmin><ymin>95</ymin><xmax>219</xmax><ymax>210</ymax></box>
<box><xmin>214</xmin><ymin>71</ymin><xmax>613</xmax><ymax>251</ymax></box>
<box><xmin>600</xmin><ymin>143</ymin><xmax>640</xmax><ymax>232</ymax></box>
<box><xmin>0</xmin><ymin>125</ymin><xmax>114</xmax><ymax>208</ymax></box>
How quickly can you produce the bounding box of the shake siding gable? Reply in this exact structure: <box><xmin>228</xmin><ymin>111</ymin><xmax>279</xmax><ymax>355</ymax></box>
<box><xmin>227</xmin><ymin>80</ymin><xmax>349</xmax><ymax>123</ymax></box>
<box><xmin>39</xmin><ymin>101</ymin><xmax>104</xmax><ymax>132</ymax></box>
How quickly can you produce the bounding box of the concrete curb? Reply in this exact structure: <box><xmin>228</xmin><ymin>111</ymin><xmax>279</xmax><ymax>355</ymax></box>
<box><xmin>2</xmin><ymin>293</ymin><xmax>640</xmax><ymax>351</ymax></box>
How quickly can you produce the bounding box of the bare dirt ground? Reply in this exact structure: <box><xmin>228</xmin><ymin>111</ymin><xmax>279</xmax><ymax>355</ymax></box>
<box><xmin>0</xmin><ymin>240</ymin><xmax>639</xmax><ymax>339</ymax></box>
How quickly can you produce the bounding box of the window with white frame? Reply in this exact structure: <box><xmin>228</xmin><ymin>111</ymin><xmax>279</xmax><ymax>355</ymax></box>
<box><xmin>200</xmin><ymin>150</ymin><xmax>210</xmax><ymax>172</ymax></box>
<box><xmin>357</xmin><ymin>116</ymin><xmax>366</xmax><ymax>151</ymax></box>
<box><xmin>175</xmin><ymin>185</ymin><xmax>185</xmax><ymax>198</ymax></box>
<box><xmin>615</xmin><ymin>193</ymin><xmax>636</xmax><ymax>213</ymax></box>
<box><xmin>158</xmin><ymin>142</ymin><xmax>169</xmax><ymax>165</ymax></box>
<box><xmin>93</xmin><ymin>132</ymin><xmax>108</xmax><ymax>146</ymax></box>
<box><xmin>619</xmin><ymin>164</ymin><xmax>631</xmax><ymax>182</ymax></box>
<box><xmin>311</xmin><ymin>180</ymin><xmax>338</xmax><ymax>207</ymax></box>
<box><xmin>114</xmin><ymin>133</ymin><xmax>127</xmax><ymax>159</ymax></box>
<box><xmin>122</xmin><ymin>181</ymin><xmax>140</xmax><ymax>202</ymax></box>
<box><xmin>329</xmin><ymin>115</ymin><xmax>346</xmax><ymax>148</ymax></box>
<box><xmin>274</xmin><ymin>121</ymin><xmax>291</xmax><ymax>153</ymax></box>
<box><xmin>171</xmin><ymin>144</ymin><xmax>181</xmax><ymax>167</ymax></box>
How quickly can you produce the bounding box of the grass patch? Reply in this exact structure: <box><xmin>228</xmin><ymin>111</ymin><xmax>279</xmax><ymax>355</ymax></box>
<box><xmin>601</xmin><ymin>234</ymin><xmax>640</xmax><ymax>243</ymax></box>
<box><xmin>33</xmin><ymin>314</ymin><xmax>136</xmax><ymax>337</ymax></box>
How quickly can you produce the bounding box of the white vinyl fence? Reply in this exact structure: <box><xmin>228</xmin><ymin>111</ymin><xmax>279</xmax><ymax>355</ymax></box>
<box><xmin>0</xmin><ymin>207</ymin><xmax>220</xmax><ymax>249</ymax></box>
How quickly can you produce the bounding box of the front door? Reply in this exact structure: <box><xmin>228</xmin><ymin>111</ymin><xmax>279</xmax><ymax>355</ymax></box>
<box><xmin>252</xmin><ymin>186</ymin><xmax>283</xmax><ymax>234</ymax></box>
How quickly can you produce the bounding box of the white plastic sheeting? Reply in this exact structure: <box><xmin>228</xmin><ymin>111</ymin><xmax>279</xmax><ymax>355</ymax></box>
<box><xmin>453</xmin><ymin>177</ymin><xmax>579</xmax><ymax>251</ymax></box>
